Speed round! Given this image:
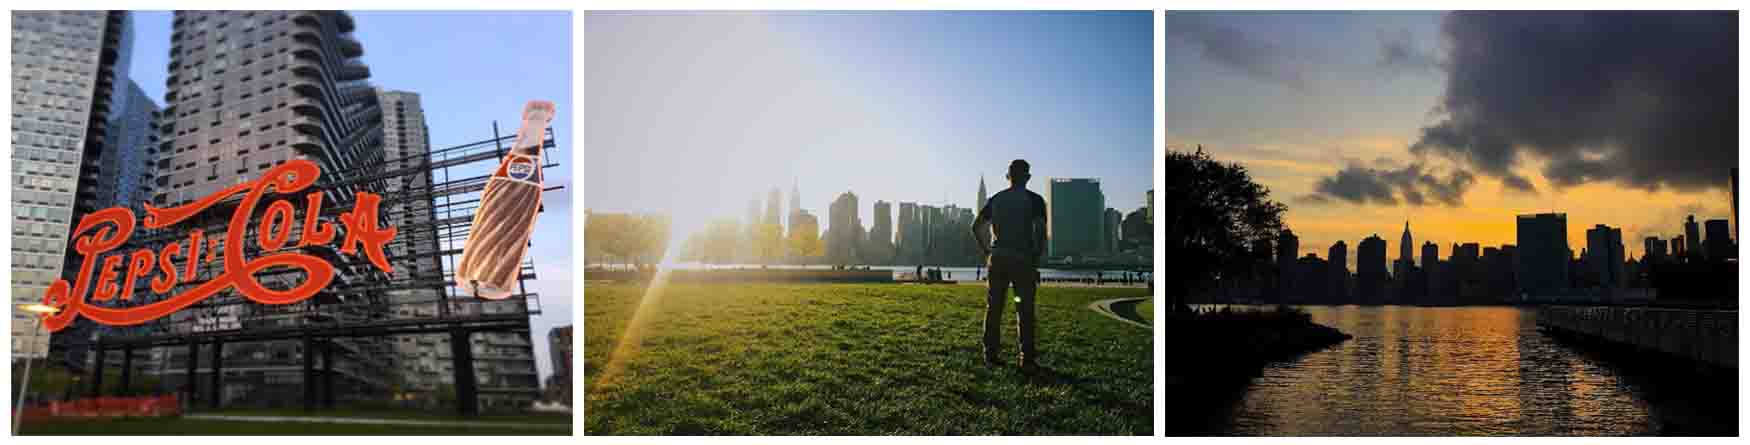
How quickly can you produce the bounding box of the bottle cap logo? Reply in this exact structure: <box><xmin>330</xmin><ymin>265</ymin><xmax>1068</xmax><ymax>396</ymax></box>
<box><xmin>507</xmin><ymin>156</ymin><xmax>537</xmax><ymax>181</ymax></box>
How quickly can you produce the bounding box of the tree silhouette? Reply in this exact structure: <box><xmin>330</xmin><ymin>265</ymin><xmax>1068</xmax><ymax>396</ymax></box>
<box><xmin>1160</xmin><ymin>147</ymin><xmax>1286</xmax><ymax>312</ymax></box>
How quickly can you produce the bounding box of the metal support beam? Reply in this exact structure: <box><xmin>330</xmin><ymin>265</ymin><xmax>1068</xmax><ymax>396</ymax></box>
<box><xmin>119</xmin><ymin>346</ymin><xmax>133</xmax><ymax>396</ymax></box>
<box><xmin>303</xmin><ymin>334</ymin><xmax>317</xmax><ymax>412</ymax></box>
<box><xmin>208</xmin><ymin>341</ymin><xmax>222</xmax><ymax>410</ymax></box>
<box><xmin>185</xmin><ymin>340</ymin><xmax>199</xmax><ymax>408</ymax></box>
<box><xmin>89</xmin><ymin>342</ymin><xmax>106</xmax><ymax>398</ymax></box>
<box><xmin>321</xmin><ymin>339</ymin><xmax>335</xmax><ymax>409</ymax></box>
<box><xmin>451</xmin><ymin>328</ymin><xmax>478</xmax><ymax>417</ymax></box>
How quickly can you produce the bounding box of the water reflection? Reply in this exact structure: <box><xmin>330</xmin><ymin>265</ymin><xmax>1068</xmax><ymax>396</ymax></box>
<box><xmin>1220</xmin><ymin>306</ymin><xmax>1691</xmax><ymax>436</ymax></box>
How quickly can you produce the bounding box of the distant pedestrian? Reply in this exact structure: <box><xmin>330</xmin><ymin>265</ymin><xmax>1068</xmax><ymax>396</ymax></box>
<box><xmin>971</xmin><ymin>159</ymin><xmax>1048</xmax><ymax>372</ymax></box>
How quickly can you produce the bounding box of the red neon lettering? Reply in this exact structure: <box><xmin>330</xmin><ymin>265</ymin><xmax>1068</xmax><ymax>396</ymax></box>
<box><xmin>152</xmin><ymin>242</ymin><xmax>180</xmax><ymax>294</ymax></box>
<box><xmin>37</xmin><ymin>160</ymin><xmax>398</xmax><ymax>332</ymax></box>
<box><xmin>122</xmin><ymin>249</ymin><xmax>154</xmax><ymax>301</ymax></box>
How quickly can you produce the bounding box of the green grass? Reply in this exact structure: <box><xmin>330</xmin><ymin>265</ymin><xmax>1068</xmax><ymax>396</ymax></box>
<box><xmin>18</xmin><ymin>417</ymin><xmax>568</xmax><ymax>435</ymax></box>
<box><xmin>1137</xmin><ymin>300</ymin><xmax>1155</xmax><ymax>323</ymax></box>
<box><xmin>584</xmin><ymin>283</ymin><xmax>1152</xmax><ymax>435</ymax></box>
<box><xmin>208</xmin><ymin>407</ymin><xmax>573</xmax><ymax>425</ymax></box>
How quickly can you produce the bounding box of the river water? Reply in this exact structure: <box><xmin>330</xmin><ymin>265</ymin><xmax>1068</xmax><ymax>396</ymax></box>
<box><xmin>1217</xmin><ymin>306</ymin><xmax>1735</xmax><ymax>436</ymax></box>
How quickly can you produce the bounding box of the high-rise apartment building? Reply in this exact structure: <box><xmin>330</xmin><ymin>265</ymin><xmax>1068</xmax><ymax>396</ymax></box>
<box><xmin>1104</xmin><ymin>208</ymin><xmax>1122</xmax><ymax>254</ymax></box>
<box><xmin>1045</xmin><ymin>178</ymin><xmax>1103</xmax><ymax>258</ymax></box>
<box><xmin>1327</xmin><ymin>241</ymin><xmax>1348</xmax><ymax>302</ymax></box>
<box><xmin>872</xmin><ymin>200</ymin><xmax>892</xmax><ymax>246</ymax></box>
<box><xmin>1685</xmin><ymin>215</ymin><xmax>1703</xmax><ymax>261</ymax></box>
<box><xmin>1644</xmin><ymin>236</ymin><xmax>1668</xmax><ymax>264</ymax></box>
<box><xmin>1585</xmin><ymin>224</ymin><xmax>1625</xmax><ymax>288</ymax></box>
<box><xmin>1516</xmin><ymin>213</ymin><xmax>1570</xmax><ymax>297</ymax></box>
<box><xmin>11</xmin><ymin>10</ymin><xmax>133</xmax><ymax>359</ymax></box>
<box><xmin>827</xmin><ymin>191</ymin><xmax>861</xmax><ymax>263</ymax></box>
<box><xmin>765</xmin><ymin>187</ymin><xmax>782</xmax><ymax>227</ymax></box>
<box><xmin>1357</xmin><ymin>234</ymin><xmax>1386</xmax><ymax>304</ymax></box>
<box><xmin>150</xmin><ymin>10</ymin><xmax>396</xmax><ymax>408</ymax></box>
<box><xmin>1276</xmin><ymin>229</ymin><xmax>1299</xmax><ymax>296</ymax></box>
<box><xmin>1704</xmin><ymin>218</ymin><xmax>1733</xmax><ymax>261</ymax></box>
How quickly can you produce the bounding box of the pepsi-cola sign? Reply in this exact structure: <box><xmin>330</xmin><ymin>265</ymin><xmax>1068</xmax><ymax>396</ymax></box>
<box><xmin>36</xmin><ymin>160</ymin><xmax>398</xmax><ymax>333</ymax></box>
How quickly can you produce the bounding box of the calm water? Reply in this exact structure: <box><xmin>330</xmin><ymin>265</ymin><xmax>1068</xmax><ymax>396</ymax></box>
<box><xmin>1221</xmin><ymin>306</ymin><xmax>1734</xmax><ymax>436</ymax></box>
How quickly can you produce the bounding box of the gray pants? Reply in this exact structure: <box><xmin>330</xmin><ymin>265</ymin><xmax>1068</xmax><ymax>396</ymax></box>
<box><xmin>984</xmin><ymin>248</ymin><xmax>1039</xmax><ymax>364</ymax></box>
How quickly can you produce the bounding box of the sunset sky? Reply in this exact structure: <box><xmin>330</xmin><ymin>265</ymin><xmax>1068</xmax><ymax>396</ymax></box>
<box><xmin>1166</xmin><ymin>11</ymin><xmax>1738</xmax><ymax>269</ymax></box>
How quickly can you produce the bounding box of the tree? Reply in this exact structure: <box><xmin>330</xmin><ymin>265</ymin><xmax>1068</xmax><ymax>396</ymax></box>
<box><xmin>583</xmin><ymin>212</ymin><xmax>670</xmax><ymax>269</ymax></box>
<box><xmin>1160</xmin><ymin>147</ymin><xmax>1287</xmax><ymax>313</ymax></box>
<box><xmin>789</xmin><ymin>224</ymin><xmax>824</xmax><ymax>263</ymax></box>
<box><xmin>753</xmin><ymin>223</ymin><xmax>785</xmax><ymax>265</ymax></box>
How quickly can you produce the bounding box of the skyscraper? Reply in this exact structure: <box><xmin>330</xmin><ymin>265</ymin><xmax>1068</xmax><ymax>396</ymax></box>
<box><xmin>150</xmin><ymin>10</ymin><xmax>408</xmax><ymax>408</ymax></box>
<box><xmin>1104</xmin><ymin>208</ymin><xmax>1123</xmax><ymax>254</ymax></box>
<box><xmin>1357</xmin><ymin>234</ymin><xmax>1387</xmax><ymax>304</ymax></box>
<box><xmin>1516</xmin><ymin>213</ymin><xmax>1570</xmax><ymax>298</ymax></box>
<box><xmin>100</xmin><ymin>80</ymin><xmax>161</xmax><ymax>213</ymax></box>
<box><xmin>1685</xmin><ymin>215</ymin><xmax>1702</xmax><ymax>261</ymax></box>
<box><xmin>766</xmin><ymin>187</ymin><xmax>783</xmax><ymax>227</ymax></box>
<box><xmin>827</xmin><ymin>191</ymin><xmax>862</xmax><ymax>263</ymax></box>
<box><xmin>872</xmin><ymin>200</ymin><xmax>893</xmax><ymax>246</ymax></box>
<box><xmin>896</xmin><ymin>201</ymin><xmax>918</xmax><ymax>261</ymax></box>
<box><xmin>1704</xmin><ymin>218</ymin><xmax>1733</xmax><ymax>261</ymax></box>
<box><xmin>1399</xmin><ymin>221</ymin><xmax>1414</xmax><ymax>266</ymax></box>
<box><xmin>1045</xmin><ymin>178</ymin><xmax>1104</xmax><ymax>258</ymax></box>
<box><xmin>1276</xmin><ymin>229</ymin><xmax>1299</xmax><ymax>296</ymax></box>
<box><xmin>378</xmin><ymin>89</ymin><xmax>447</xmax><ymax>398</ymax></box>
<box><xmin>1328</xmin><ymin>240</ymin><xmax>1348</xmax><ymax>302</ymax></box>
<box><xmin>12</xmin><ymin>10</ymin><xmax>133</xmax><ymax>359</ymax></box>
<box><xmin>977</xmin><ymin>175</ymin><xmax>988</xmax><ymax>212</ymax></box>
<box><xmin>1643</xmin><ymin>236</ymin><xmax>1668</xmax><ymax>264</ymax></box>
<box><xmin>1585</xmin><ymin>224</ymin><xmax>1625</xmax><ymax>288</ymax></box>
<box><xmin>790</xmin><ymin>178</ymin><xmax>802</xmax><ymax>223</ymax></box>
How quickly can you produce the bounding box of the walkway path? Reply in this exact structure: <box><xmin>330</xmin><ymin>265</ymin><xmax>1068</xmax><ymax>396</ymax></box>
<box><xmin>184</xmin><ymin>414</ymin><xmax>570</xmax><ymax>431</ymax></box>
<box><xmin>1089</xmin><ymin>297</ymin><xmax>1151</xmax><ymax>329</ymax></box>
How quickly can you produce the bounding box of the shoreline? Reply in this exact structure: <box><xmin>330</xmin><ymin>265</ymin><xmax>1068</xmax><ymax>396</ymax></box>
<box><xmin>1163</xmin><ymin>308</ymin><xmax>1351</xmax><ymax>435</ymax></box>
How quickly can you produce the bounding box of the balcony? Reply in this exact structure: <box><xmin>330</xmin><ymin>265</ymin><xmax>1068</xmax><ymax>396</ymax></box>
<box><xmin>337</xmin><ymin>33</ymin><xmax>363</xmax><ymax>58</ymax></box>
<box><xmin>336</xmin><ymin>11</ymin><xmax>356</xmax><ymax>33</ymax></box>
<box><xmin>336</xmin><ymin>61</ymin><xmax>370</xmax><ymax>81</ymax></box>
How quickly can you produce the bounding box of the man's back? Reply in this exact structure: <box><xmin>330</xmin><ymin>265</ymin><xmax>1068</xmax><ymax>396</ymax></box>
<box><xmin>983</xmin><ymin>188</ymin><xmax>1046</xmax><ymax>253</ymax></box>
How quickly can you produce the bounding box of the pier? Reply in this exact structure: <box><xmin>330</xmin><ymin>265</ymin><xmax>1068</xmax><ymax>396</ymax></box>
<box><xmin>1537</xmin><ymin>306</ymin><xmax>1738</xmax><ymax>369</ymax></box>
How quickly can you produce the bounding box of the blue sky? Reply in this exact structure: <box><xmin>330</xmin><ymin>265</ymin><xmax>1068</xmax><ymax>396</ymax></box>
<box><xmin>127</xmin><ymin>10</ymin><xmax>573</xmax><ymax>381</ymax></box>
<box><xmin>586</xmin><ymin>11</ymin><xmax>1153</xmax><ymax>241</ymax></box>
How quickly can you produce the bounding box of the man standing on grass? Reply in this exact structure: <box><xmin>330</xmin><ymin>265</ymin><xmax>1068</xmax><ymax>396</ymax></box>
<box><xmin>972</xmin><ymin>159</ymin><xmax>1048</xmax><ymax>371</ymax></box>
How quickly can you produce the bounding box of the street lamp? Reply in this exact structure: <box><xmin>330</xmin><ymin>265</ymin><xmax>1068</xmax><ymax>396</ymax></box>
<box><xmin>13</xmin><ymin>303</ymin><xmax>59</xmax><ymax>435</ymax></box>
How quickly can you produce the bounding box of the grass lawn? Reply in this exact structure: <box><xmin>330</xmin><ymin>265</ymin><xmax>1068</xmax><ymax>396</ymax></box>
<box><xmin>584</xmin><ymin>282</ymin><xmax>1152</xmax><ymax>435</ymax></box>
<box><xmin>18</xmin><ymin>417</ymin><xmax>568</xmax><ymax>435</ymax></box>
<box><xmin>207</xmin><ymin>407</ymin><xmax>573</xmax><ymax>425</ymax></box>
<box><xmin>1137</xmin><ymin>299</ymin><xmax>1155</xmax><ymax>324</ymax></box>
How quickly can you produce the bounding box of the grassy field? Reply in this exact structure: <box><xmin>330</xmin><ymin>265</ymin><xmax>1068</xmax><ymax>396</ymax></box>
<box><xmin>19</xmin><ymin>417</ymin><xmax>568</xmax><ymax>435</ymax></box>
<box><xmin>1137</xmin><ymin>300</ymin><xmax>1155</xmax><ymax>323</ymax></box>
<box><xmin>206</xmin><ymin>407</ymin><xmax>573</xmax><ymax>425</ymax></box>
<box><xmin>584</xmin><ymin>282</ymin><xmax>1152</xmax><ymax>435</ymax></box>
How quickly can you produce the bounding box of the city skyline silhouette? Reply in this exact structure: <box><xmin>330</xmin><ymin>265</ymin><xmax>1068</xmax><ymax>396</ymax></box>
<box><xmin>1166</xmin><ymin>11</ymin><xmax>1737</xmax><ymax>270</ymax></box>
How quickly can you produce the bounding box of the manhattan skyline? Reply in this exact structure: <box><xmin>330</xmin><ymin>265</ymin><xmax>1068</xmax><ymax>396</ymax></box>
<box><xmin>1166</xmin><ymin>11</ymin><xmax>1738</xmax><ymax>269</ymax></box>
<box><xmin>586</xmin><ymin>11</ymin><xmax>1153</xmax><ymax>242</ymax></box>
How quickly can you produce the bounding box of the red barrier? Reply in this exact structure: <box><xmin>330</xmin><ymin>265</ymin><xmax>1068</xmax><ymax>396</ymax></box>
<box><xmin>19</xmin><ymin>395</ymin><xmax>180</xmax><ymax>422</ymax></box>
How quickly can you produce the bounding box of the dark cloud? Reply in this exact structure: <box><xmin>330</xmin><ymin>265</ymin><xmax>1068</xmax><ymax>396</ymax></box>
<box><xmin>1313</xmin><ymin>163</ymin><xmax>1476</xmax><ymax>207</ymax></box>
<box><xmin>1377</xmin><ymin>28</ymin><xmax>1439</xmax><ymax>73</ymax></box>
<box><xmin>1411</xmin><ymin>11</ymin><xmax>1738</xmax><ymax>192</ymax></box>
<box><xmin>1167</xmin><ymin>15</ymin><xmax>1306</xmax><ymax>90</ymax></box>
